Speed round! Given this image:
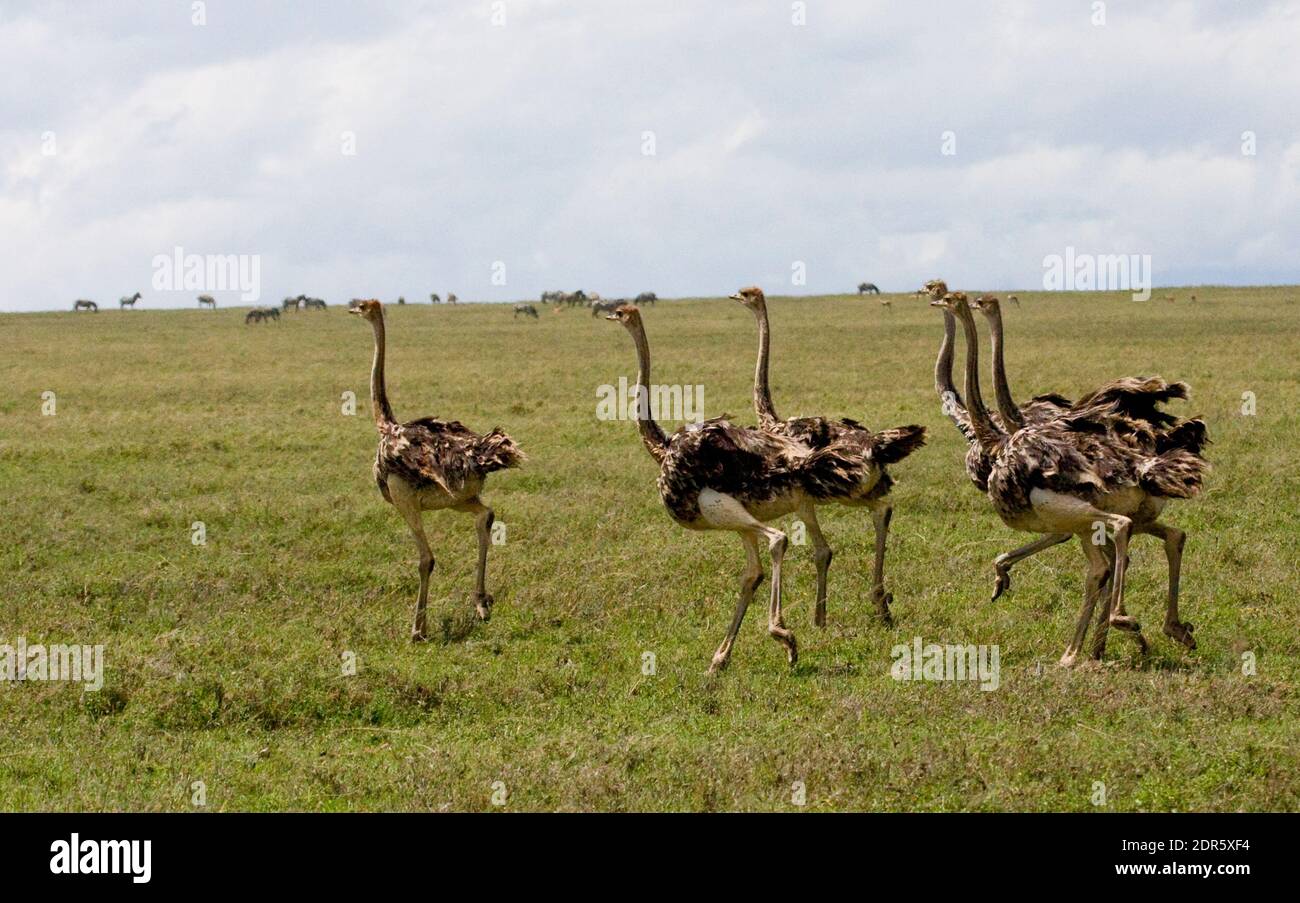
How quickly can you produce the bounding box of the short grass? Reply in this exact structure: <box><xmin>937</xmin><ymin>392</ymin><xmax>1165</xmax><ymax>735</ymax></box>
<box><xmin>1</xmin><ymin>287</ymin><xmax>1297</xmax><ymax>811</ymax></box>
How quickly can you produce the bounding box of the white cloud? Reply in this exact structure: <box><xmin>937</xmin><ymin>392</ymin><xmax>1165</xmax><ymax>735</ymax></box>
<box><xmin>2</xmin><ymin>0</ymin><xmax>1299</xmax><ymax>310</ymax></box>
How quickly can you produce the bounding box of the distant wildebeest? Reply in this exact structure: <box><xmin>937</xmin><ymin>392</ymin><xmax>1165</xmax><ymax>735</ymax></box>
<box><xmin>263</xmin><ymin>306</ymin><xmax>280</xmax><ymax>321</ymax></box>
<box><xmin>198</xmin><ymin>294</ymin><xmax>217</xmax><ymax>309</ymax></box>
<box><xmin>282</xmin><ymin>296</ymin><xmax>301</xmax><ymax>312</ymax></box>
<box><xmin>565</xmin><ymin>290</ymin><xmax>587</xmax><ymax>308</ymax></box>
<box><xmin>397</xmin><ymin>296</ymin><xmax>406</xmax><ymax>305</ymax></box>
<box><xmin>858</xmin><ymin>282</ymin><xmax>880</xmax><ymax>295</ymax></box>
<box><xmin>302</xmin><ymin>297</ymin><xmax>326</xmax><ymax>310</ymax></box>
<box><xmin>591</xmin><ymin>298</ymin><xmax>622</xmax><ymax>317</ymax></box>
<box><xmin>245</xmin><ymin>308</ymin><xmax>265</xmax><ymax>324</ymax></box>
<box><xmin>73</xmin><ymin>299</ymin><xmax>98</xmax><ymax>312</ymax></box>
<box><xmin>513</xmin><ymin>303</ymin><xmax>539</xmax><ymax>319</ymax></box>
<box><xmin>429</xmin><ymin>293</ymin><xmax>441</xmax><ymax>304</ymax></box>
<box><xmin>119</xmin><ymin>292</ymin><xmax>142</xmax><ymax>310</ymax></box>
<box><xmin>635</xmin><ymin>292</ymin><xmax>657</xmax><ymax>305</ymax></box>
<box><xmin>446</xmin><ymin>293</ymin><xmax>458</xmax><ymax>305</ymax></box>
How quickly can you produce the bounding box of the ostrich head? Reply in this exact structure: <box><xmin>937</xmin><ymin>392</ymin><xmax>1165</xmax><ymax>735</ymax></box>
<box><xmin>922</xmin><ymin>279</ymin><xmax>949</xmax><ymax>299</ymax></box>
<box><xmin>971</xmin><ymin>293</ymin><xmax>1000</xmax><ymax>314</ymax></box>
<box><xmin>605</xmin><ymin>304</ymin><xmax>643</xmax><ymax>329</ymax></box>
<box><xmin>929</xmin><ymin>291</ymin><xmax>968</xmax><ymax>313</ymax></box>
<box><xmin>348</xmin><ymin>298</ymin><xmax>384</xmax><ymax>321</ymax></box>
<box><xmin>728</xmin><ymin>285</ymin><xmax>767</xmax><ymax>309</ymax></box>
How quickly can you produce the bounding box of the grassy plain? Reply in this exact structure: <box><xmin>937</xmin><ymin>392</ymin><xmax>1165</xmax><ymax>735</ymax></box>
<box><xmin>1</xmin><ymin>286</ymin><xmax>1296</xmax><ymax>810</ymax></box>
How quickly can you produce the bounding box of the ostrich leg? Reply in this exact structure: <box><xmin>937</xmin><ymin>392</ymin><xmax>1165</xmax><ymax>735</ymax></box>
<box><xmin>991</xmin><ymin>533</ymin><xmax>1071</xmax><ymax>601</ymax></box>
<box><xmin>461</xmin><ymin>497</ymin><xmax>495</xmax><ymax>621</ymax></box>
<box><xmin>764</xmin><ymin>526</ymin><xmax>797</xmax><ymax>666</ymax></box>
<box><xmin>797</xmin><ymin>502</ymin><xmax>833</xmax><ymax>627</ymax></box>
<box><xmin>869</xmin><ymin>502</ymin><xmax>894</xmax><ymax>625</ymax></box>
<box><xmin>1137</xmin><ymin>522</ymin><xmax>1195</xmax><ymax>649</ymax></box>
<box><xmin>1101</xmin><ymin>514</ymin><xmax>1149</xmax><ymax>653</ymax></box>
<box><xmin>394</xmin><ymin>494</ymin><xmax>435</xmax><ymax>642</ymax></box>
<box><xmin>1061</xmin><ymin>538</ymin><xmax>1109</xmax><ymax>667</ymax></box>
<box><xmin>709</xmin><ymin>531</ymin><xmax>763</xmax><ymax>674</ymax></box>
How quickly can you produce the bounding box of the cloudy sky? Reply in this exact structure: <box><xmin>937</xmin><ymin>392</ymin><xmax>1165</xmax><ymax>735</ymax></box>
<box><xmin>3</xmin><ymin>0</ymin><xmax>1299</xmax><ymax>311</ymax></box>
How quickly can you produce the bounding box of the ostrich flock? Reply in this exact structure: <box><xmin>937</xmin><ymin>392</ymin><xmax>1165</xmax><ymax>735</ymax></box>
<box><xmin>340</xmin><ymin>280</ymin><xmax>1209</xmax><ymax>673</ymax></box>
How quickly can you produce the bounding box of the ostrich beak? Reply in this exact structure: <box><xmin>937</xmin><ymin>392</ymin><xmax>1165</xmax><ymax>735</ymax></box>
<box><xmin>604</xmin><ymin>313</ymin><xmax>620</xmax><ymax>321</ymax></box>
<box><xmin>728</xmin><ymin>292</ymin><xmax>743</xmax><ymax>301</ymax></box>
<box><xmin>928</xmin><ymin>298</ymin><xmax>947</xmax><ymax>308</ymax></box>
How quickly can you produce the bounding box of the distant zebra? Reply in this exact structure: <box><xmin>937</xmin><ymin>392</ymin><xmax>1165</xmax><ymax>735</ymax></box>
<box><xmin>73</xmin><ymin>299</ymin><xmax>98</xmax><ymax>312</ymax></box>
<box><xmin>198</xmin><ymin>295</ymin><xmax>217</xmax><ymax>310</ymax></box>
<box><xmin>541</xmin><ymin>290</ymin><xmax>561</xmax><ymax>304</ymax></box>
<box><xmin>282</xmin><ymin>296</ymin><xmax>301</xmax><ymax>312</ymax></box>
<box><xmin>591</xmin><ymin>298</ymin><xmax>622</xmax><ymax>317</ymax></box>
<box><xmin>263</xmin><ymin>306</ymin><xmax>280</xmax><ymax>321</ymax></box>
<box><xmin>635</xmin><ymin>292</ymin><xmax>657</xmax><ymax>305</ymax></box>
<box><xmin>397</xmin><ymin>296</ymin><xmax>406</xmax><ymax>305</ymax></box>
<box><xmin>858</xmin><ymin>282</ymin><xmax>880</xmax><ymax>295</ymax></box>
<box><xmin>245</xmin><ymin>309</ymin><xmax>265</xmax><ymax>324</ymax></box>
<box><xmin>302</xmin><ymin>297</ymin><xmax>326</xmax><ymax>310</ymax></box>
<box><xmin>446</xmin><ymin>293</ymin><xmax>458</xmax><ymax>305</ymax></box>
<box><xmin>513</xmin><ymin>303</ymin><xmax>539</xmax><ymax>319</ymax></box>
<box><xmin>567</xmin><ymin>290</ymin><xmax>587</xmax><ymax>307</ymax></box>
<box><xmin>429</xmin><ymin>293</ymin><xmax>442</xmax><ymax>304</ymax></box>
<box><xmin>119</xmin><ymin>292</ymin><xmax>142</xmax><ymax>310</ymax></box>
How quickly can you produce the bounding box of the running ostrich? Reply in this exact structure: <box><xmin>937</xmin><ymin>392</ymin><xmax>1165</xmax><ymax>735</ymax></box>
<box><xmin>349</xmin><ymin>300</ymin><xmax>523</xmax><ymax>638</ymax></box>
<box><xmin>73</xmin><ymin>299</ymin><xmax>98</xmax><ymax>312</ymax></box>
<box><xmin>931</xmin><ymin>292</ymin><xmax>1207</xmax><ymax>664</ymax></box>
<box><xmin>606</xmin><ymin>304</ymin><xmax>878</xmax><ymax>670</ymax></box>
<box><xmin>119</xmin><ymin>292</ymin><xmax>142</xmax><ymax>310</ymax></box>
<box><xmin>858</xmin><ymin>282</ymin><xmax>880</xmax><ymax>295</ymax></box>
<box><xmin>729</xmin><ymin>286</ymin><xmax>926</xmax><ymax>627</ymax></box>
<box><xmin>513</xmin><ymin>303</ymin><xmax>539</xmax><ymax>319</ymax></box>
<box><xmin>198</xmin><ymin>294</ymin><xmax>216</xmax><ymax>310</ymax></box>
<box><xmin>965</xmin><ymin>287</ymin><xmax>1207</xmax><ymax>615</ymax></box>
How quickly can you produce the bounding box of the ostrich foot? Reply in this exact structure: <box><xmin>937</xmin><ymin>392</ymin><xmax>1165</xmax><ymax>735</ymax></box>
<box><xmin>813</xmin><ymin>601</ymin><xmax>827</xmax><ymax>628</ymax></box>
<box><xmin>706</xmin><ymin>652</ymin><xmax>731</xmax><ymax>675</ymax></box>
<box><xmin>872</xmin><ymin>589</ymin><xmax>894</xmax><ymax>626</ymax></box>
<box><xmin>770</xmin><ymin>628</ymin><xmax>798</xmax><ymax>667</ymax></box>
<box><xmin>411</xmin><ymin>624</ymin><xmax>429</xmax><ymax>643</ymax></box>
<box><xmin>1109</xmin><ymin>613</ymin><xmax>1141</xmax><ymax>633</ymax></box>
<box><xmin>1058</xmin><ymin>650</ymin><xmax>1080</xmax><ymax>669</ymax></box>
<box><xmin>990</xmin><ymin>567</ymin><xmax>1011</xmax><ymax>602</ymax></box>
<box><xmin>1163</xmin><ymin>619</ymin><xmax>1196</xmax><ymax>650</ymax></box>
<box><xmin>472</xmin><ymin>592</ymin><xmax>494</xmax><ymax>622</ymax></box>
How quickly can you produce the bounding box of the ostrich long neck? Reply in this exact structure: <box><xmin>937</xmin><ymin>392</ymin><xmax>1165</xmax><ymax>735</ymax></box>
<box><xmin>935</xmin><ymin>309</ymin><xmax>965</xmax><ymax>412</ymax></box>
<box><xmin>985</xmin><ymin>306</ymin><xmax>1024</xmax><ymax>428</ymax></box>
<box><xmin>368</xmin><ymin>315</ymin><xmax>397</xmax><ymax>426</ymax></box>
<box><xmin>953</xmin><ymin>305</ymin><xmax>1004</xmax><ymax>453</ymax></box>
<box><xmin>628</xmin><ymin>321</ymin><xmax>669</xmax><ymax>463</ymax></box>
<box><xmin>751</xmin><ymin>303</ymin><xmax>779</xmax><ymax>426</ymax></box>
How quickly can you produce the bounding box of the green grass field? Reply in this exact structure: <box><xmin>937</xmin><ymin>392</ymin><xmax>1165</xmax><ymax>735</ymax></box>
<box><xmin>2</xmin><ymin>287</ymin><xmax>1297</xmax><ymax>811</ymax></box>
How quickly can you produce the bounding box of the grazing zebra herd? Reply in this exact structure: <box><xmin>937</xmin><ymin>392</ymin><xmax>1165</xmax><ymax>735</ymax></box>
<box><xmin>344</xmin><ymin>278</ymin><xmax>1209</xmax><ymax>673</ymax></box>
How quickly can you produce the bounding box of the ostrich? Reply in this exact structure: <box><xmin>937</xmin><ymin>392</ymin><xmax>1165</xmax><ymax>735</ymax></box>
<box><xmin>348</xmin><ymin>299</ymin><xmax>524</xmax><ymax>639</ymax></box>
<box><xmin>636</xmin><ymin>292</ymin><xmax>657</xmax><ymax>306</ymax></box>
<box><xmin>119</xmin><ymin>292</ymin><xmax>142</xmax><ymax>310</ymax></box>
<box><xmin>932</xmin><ymin>292</ymin><xmax>1207</xmax><ymax>664</ymax></box>
<box><xmin>858</xmin><ymin>282</ymin><xmax>880</xmax><ymax>295</ymax></box>
<box><xmin>729</xmin><ymin>286</ymin><xmax>926</xmax><ymax>626</ymax></box>
<box><xmin>968</xmin><ymin>288</ymin><xmax>1207</xmax><ymax>620</ymax></box>
<box><xmin>73</xmin><ymin>299</ymin><xmax>98</xmax><ymax>312</ymax></box>
<box><xmin>605</xmin><ymin>304</ymin><xmax>880</xmax><ymax>670</ymax></box>
<box><xmin>513</xmin><ymin>303</ymin><xmax>539</xmax><ymax>319</ymax></box>
<box><xmin>430</xmin><ymin>293</ymin><xmax>442</xmax><ymax>304</ymax></box>
<box><xmin>198</xmin><ymin>295</ymin><xmax>216</xmax><ymax>310</ymax></box>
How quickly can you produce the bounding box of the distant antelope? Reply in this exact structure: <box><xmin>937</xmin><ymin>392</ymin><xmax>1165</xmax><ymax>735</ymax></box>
<box><xmin>1164</xmin><ymin>295</ymin><xmax>1176</xmax><ymax>303</ymax></box>
<box><xmin>513</xmin><ymin>303</ymin><xmax>539</xmax><ymax>319</ymax></box>
<box><xmin>879</xmin><ymin>298</ymin><xmax>893</xmax><ymax>311</ymax></box>
<box><xmin>1006</xmin><ymin>294</ymin><xmax>1020</xmax><ymax>307</ymax></box>
<box><xmin>119</xmin><ymin>292</ymin><xmax>142</xmax><ymax>310</ymax></box>
<box><xmin>73</xmin><ymin>299</ymin><xmax>98</xmax><ymax>312</ymax></box>
<box><xmin>198</xmin><ymin>295</ymin><xmax>217</xmax><ymax>310</ymax></box>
